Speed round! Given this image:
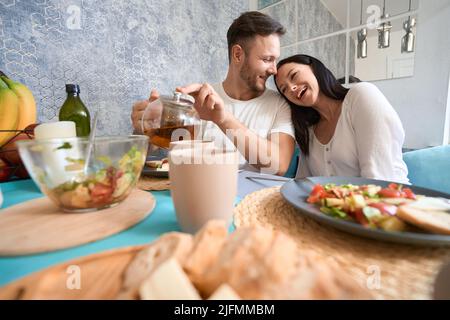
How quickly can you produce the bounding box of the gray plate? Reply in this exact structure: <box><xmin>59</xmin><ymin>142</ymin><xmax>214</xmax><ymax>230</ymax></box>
<box><xmin>280</xmin><ymin>176</ymin><xmax>450</xmax><ymax>247</ymax></box>
<box><xmin>141</xmin><ymin>167</ymin><xmax>169</xmax><ymax>178</ymax></box>
<box><xmin>141</xmin><ymin>155</ymin><xmax>169</xmax><ymax>178</ymax></box>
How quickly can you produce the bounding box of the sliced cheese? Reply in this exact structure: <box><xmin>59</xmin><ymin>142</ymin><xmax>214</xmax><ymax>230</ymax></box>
<box><xmin>139</xmin><ymin>258</ymin><xmax>201</xmax><ymax>300</ymax></box>
<box><xmin>208</xmin><ymin>284</ymin><xmax>241</xmax><ymax>300</ymax></box>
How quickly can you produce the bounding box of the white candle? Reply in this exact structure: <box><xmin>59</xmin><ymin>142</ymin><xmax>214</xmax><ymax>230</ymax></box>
<box><xmin>35</xmin><ymin>121</ymin><xmax>77</xmax><ymax>140</ymax></box>
<box><xmin>34</xmin><ymin>121</ymin><xmax>81</xmax><ymax>187</ymax></box>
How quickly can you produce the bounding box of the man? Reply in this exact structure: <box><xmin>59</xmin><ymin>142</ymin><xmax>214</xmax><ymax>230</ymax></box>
<box><xmin>131</xmin><ymin>11</ymin><xmax>295</xmax><ymax>175</ymax></box>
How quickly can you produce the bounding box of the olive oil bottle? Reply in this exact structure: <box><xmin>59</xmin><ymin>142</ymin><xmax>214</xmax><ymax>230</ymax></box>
<box><xmin>59</xmin><ymin>84</ymin><xmax>91</xmax><ymax>137</ymax></box>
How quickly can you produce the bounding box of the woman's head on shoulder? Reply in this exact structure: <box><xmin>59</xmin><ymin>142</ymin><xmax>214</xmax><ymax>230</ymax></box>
<box><xmin>274</xmin><ymin>54</ymin><xmax>351</xmax><ymax>156</ymax></box>
<box><xmin>274</xmin><ymin>54</ymin><xmax>349</xmax><ymax>108</ymax></box>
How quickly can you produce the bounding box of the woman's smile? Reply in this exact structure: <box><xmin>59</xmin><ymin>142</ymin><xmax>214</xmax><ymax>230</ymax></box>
<box><xmin>297</xmin><ymin>86</ymin><xmax>307</xmax><ymax>100</ymax></box>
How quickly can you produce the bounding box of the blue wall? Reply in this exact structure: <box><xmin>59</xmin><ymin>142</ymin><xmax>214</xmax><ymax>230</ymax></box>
<box><xmin>0</xmin><ymin>0</ymin><xmax>248</xmax><ymax>136</ymax></box>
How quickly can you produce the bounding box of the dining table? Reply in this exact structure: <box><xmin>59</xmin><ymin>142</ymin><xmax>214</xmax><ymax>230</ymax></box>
<box><xmin>0</xmin><ymin>170</ymin><xmax>287</xmax><ymax>288</ymax></box>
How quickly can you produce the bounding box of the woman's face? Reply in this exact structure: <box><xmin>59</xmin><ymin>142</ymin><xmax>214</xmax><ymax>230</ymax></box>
<box><xmin>276</xmin><ymin>62</ymin><xmax>320</xmax><ymax>107</ymax></box>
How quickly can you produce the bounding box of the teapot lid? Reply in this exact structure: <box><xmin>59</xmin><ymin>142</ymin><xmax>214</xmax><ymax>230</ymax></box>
<box><xmin>159</xmin><ymin>91</ymin><xmax>195</xmax><ymax>109</ymax></box>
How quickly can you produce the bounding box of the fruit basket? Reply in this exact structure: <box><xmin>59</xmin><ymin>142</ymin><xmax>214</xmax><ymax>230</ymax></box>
<box><xmin>0</xmin><ymin>126</ymin><xmax>36</xmax><ymax>182</ymax></box>
<box><xmin>0</xmin><ymin>71</ymin><xmax>37</xmax><ymax>182</ymax></box>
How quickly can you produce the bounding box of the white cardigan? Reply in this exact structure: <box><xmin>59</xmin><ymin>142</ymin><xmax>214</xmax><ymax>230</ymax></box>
<box><xmin>296</xmin><ymin>82</ymin><xmax>409</xmax><ymax>184</ymax></box>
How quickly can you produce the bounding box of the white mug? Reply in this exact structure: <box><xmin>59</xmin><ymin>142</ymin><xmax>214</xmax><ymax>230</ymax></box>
<box><xmin>169</xmin><ymin>147</ymin><xmax>239</xmax><ymax>233</ymax></box>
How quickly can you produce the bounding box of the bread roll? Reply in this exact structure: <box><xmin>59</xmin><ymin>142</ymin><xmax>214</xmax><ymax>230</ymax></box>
<box><xmin>197</xmin><ymin>226</ymin><xmax>299</xmax><ymax>299</ymax></box>
<box><xmin>272</xmin><ymin>252</ymin><xmax>373</xmax><ymax>300</ymax></box>
<box><xmin>117</xmin><ymin>232</ymin><xmax>193</xmax><ymax>299</ymax></box>
<box><xmin>183</xmin><ymin>220</ymin><xmax>228</xmax><ymax>293</ymax></box>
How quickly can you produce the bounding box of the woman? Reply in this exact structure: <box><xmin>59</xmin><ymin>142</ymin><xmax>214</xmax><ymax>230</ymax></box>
<box><xmin>274</xmin><ymin>54</ymin><xmax>409</xmax><ymax>183</ymax></box>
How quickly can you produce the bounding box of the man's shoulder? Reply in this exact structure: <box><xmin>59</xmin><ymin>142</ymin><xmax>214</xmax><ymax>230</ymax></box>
<box><xmin>261</xmin><ymin>88</ymin><xmax>290</xmax><ymax>109</ymax></box>
<box><xmin>263</xmin><ymin>88</ymin><xmax>285</xmax><ymax>101</ymax></box>
<box><xmin>212</xmin><ymin>83</ymin><xmax>289</xmax><ymax>110</ymax></box>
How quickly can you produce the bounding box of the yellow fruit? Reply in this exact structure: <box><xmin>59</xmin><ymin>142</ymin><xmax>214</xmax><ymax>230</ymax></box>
<box><xmin>1</xmin><ymin>76</ymin><xmax>37</xmax><ymax>131</ymax></box>
<box><xmin>0</xmin><ymin>78</ymin><xmax>20</xmax><ymax>147</ymax></box>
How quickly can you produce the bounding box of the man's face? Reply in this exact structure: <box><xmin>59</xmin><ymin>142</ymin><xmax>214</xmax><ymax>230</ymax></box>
<box><xmin>239</xmin><ymin>34</ymin><xmax>280</xmax><ymax>93</ymax></box>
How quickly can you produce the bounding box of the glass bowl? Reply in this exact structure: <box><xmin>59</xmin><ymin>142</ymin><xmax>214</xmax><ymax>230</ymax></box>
<box><xmin>16</xmin><ymin>135</ymin><xmax>148</xmax><ymax>213</ymax></box>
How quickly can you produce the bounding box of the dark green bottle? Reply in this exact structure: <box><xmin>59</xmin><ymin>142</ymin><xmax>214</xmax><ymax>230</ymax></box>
<box><xmin>59</xmin><ymin>84</ymin><xmax>91</xmax><ymax>137</ymax></box>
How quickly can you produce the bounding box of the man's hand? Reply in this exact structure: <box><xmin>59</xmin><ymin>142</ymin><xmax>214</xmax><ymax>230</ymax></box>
<box><xmin>131</xmin><ymin>89</ymin><xmax>160</xmax><ymax>133</ymax></box>
<box><xmin>176</xmin><ymin>83</ymin><xmax>229</xmax><ymax>126</ymax></box>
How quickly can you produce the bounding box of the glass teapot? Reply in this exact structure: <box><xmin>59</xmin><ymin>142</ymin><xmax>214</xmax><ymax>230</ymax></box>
<box><xmin>140</xmin><ymin>92</ymin><xmax>201</xmax><ymax>149</ymax></box>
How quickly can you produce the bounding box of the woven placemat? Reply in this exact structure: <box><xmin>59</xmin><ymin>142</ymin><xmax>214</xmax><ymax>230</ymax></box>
<box><xmin>137</xmin><ymin>176</ymin><xmax>170</xmax><ymax>191</ymax></box>
<box><xmin>233</xmin><ymin>187</ymin><xmax>450</xmax><ymax>300</ymax></box>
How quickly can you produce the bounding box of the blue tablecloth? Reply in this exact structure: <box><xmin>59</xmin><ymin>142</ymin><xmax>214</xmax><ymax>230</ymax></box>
<box><xmin>0</xmin><ymin>179</ymin><xmax>183</xmax><ymax>287</ymax></box>
<box><xmin>0</xmin><ymin>172</ymin><xmax>284</xmax><ymax>288</ymax></box>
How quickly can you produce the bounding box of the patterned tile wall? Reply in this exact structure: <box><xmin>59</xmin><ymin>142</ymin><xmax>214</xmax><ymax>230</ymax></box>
<box><xmin>0</xmin><ymin>0</ymin><xmax>248</xmax><ymax>136</ymax></box>
<box><xmin>262</xmin><ymin>0</ymin><xmax>355</xmax><ymax>80</ymax></box>
<box><xmin>257</xmin><ymin>0</ymin><xmax>282</xmax><ymax>9</ymax></box>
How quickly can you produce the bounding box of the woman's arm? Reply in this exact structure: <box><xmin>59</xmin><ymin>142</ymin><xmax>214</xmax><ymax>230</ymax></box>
<box><xmin>349</xmin><ymin>83</ymin><xmax>409</xmax><ymax>183</ymax></box>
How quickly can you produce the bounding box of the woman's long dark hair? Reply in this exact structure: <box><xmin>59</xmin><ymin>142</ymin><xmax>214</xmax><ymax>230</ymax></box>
<box><xmin>275</xmin><ymin>55</ymin><xmax>351</xmax><ymax>156</ymax></box>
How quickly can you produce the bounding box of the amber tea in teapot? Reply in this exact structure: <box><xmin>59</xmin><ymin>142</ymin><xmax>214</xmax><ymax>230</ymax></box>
<box><xmin>144</xmin><ymin>125</ymin><xmax>197</xmax><ymax>149</ymax></box>
<box><xmin>140</xmin><ymin>92</ymin><xmax>201</xmax><ymax>149</ymax></box>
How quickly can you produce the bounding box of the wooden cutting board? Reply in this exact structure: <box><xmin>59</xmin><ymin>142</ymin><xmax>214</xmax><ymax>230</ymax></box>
<box><xmin>0</xmin><ymin>245</ymin><xmax>145</xmax><ymax>299</ymax></box>
<box><xmin>0</xmin><ymin>189</ymin><xmax>155</xmax><ymax>256</ymax></box>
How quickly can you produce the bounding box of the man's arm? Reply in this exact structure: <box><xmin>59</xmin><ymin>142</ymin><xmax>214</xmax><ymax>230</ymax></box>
<box><xmin>178</xmin><ymin>83</ymin><xmax>295</xmax><ymax>176</ymax></box>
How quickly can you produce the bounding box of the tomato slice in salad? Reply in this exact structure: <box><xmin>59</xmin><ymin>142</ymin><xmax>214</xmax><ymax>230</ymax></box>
<box><xmin>307</xmin><ymin>184</ymin><xmax>327</xmax><ymax>204</ymax></box>
<box><xmin>353</xmin><ymin>209</ymin><xmax>369</xmax><ymax>226</ymax></box>
<box><xmin>378</xmin><ymin>183</ymin><xmax>417</xmax><ymax>199</ymax></box>
<box><xmin>91</xmin><ymin>183</ymin><xmax>114</xmax><ymax>204</ymax></box>
<box><xmin>402</xmin><ymin>187</ymin><xmax>416</xmax><ymax>200</ymax></box>
<box><xmin>378</xmin><ymin>188</ymin><xmax>402</xmax><ymax>198</ymax></box>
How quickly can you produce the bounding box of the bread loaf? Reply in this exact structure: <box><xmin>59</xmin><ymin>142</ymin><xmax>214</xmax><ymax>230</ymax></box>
<box><xmin>117</xmin><ymin>232</ymin><xmax>193</xmax><ymax>299</ymax></box>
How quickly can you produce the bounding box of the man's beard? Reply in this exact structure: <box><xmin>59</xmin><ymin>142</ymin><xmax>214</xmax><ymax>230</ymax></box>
<box><xmin>239</xmin><ymin>62</ymin><xmax>267</xmax><ymax>94</ymax></box>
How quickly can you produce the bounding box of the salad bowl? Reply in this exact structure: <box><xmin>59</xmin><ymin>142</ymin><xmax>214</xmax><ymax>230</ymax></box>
<box><xmin>16</xmin><ymin>135</ymin><xmax>148</xmax><ymax>213</ymax></box>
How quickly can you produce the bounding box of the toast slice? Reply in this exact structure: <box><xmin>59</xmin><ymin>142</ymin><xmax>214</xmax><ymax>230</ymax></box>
<box><xmin>397</xmin><ymin>204</ymin><xmax>450</xmax><ymax>235</ymax></box>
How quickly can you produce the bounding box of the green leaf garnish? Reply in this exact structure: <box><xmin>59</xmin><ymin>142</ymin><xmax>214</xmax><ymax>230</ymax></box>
<box><xmin>55</xmin><ymin>142</ymin><xmax>72</xmax><ymax>150</ymax></box>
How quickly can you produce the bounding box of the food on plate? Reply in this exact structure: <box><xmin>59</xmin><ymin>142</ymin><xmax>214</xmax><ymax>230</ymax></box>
<box><xmin>117</xmin><ymin>220</ymin><xmax>371</xmax><ymax>300</ymax></box>
<box><xmin>146</xmin><ymin>158</ymin><xmax>169</xmax><ymax>171</ymax></box>
<box><xmin>118</xmin><ymin>232</ymin><xmax>193</xmax><ymax>299</ymax></box>
<box><xmin>139</xmin><ymin>258</ymin><xmax>201</xmax><ymax>300</ymax></box>
<box><xmin>306</xmin><ymin>183</ymin><xmax>450</xmax><ymax>234</ymax></box>
<box><xmin>197</xmin><ymin>224</ymin><xmax>299</xmax><ymax>299</ymax></box>
<box><xmin>183</xmin><ymin>220</ymin><xmax>228</xmax><ymax>290</ymax></box>
<box><xmin>45</xmin><ymin>145</ymin><xmax>144</xmax><ymax>210</ymax></box>
<box><xmin>397</xmin><ymin>199</ymin><xmax>450</xmax><ymax>235</ymax></box>
<box><xmin>207</xmin><ymin>284</ymin><xmax>241</xmax><ymax>300</ymax></box>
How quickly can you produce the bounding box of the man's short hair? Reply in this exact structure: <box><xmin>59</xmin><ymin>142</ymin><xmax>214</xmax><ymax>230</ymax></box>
<box><xmin>227</xmin><ymin>11</ymin><xmax>286</xmax><ymax>63</ymax></box>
